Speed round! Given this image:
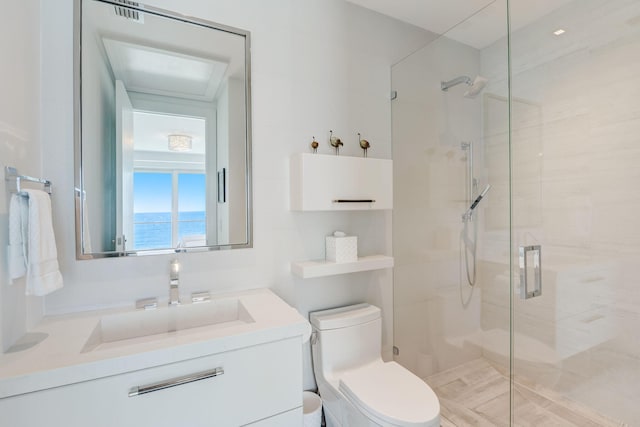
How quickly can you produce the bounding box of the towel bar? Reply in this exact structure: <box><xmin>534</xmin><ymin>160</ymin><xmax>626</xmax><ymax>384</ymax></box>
<box><xmin>5</xmin><ymin>166</ymin><xmax>52</xmax><ymax>195</ymax></box>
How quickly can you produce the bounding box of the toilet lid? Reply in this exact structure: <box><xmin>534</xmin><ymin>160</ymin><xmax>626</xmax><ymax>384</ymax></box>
<box><xmin>339</xmin><ymin>362</ymin><xmax>440</xmax><ymax>427</ymax></box>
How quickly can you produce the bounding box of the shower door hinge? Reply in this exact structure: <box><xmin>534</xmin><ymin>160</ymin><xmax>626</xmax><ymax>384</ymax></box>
<box><xmin>393</xmin><ymin>346</ymin><xmax>399</xmax><ymax>356</ymax></box>
<box><xmin>391</xmin><ymin>90</ymin><xmax>398</xmax><ymax>101</ymax></box>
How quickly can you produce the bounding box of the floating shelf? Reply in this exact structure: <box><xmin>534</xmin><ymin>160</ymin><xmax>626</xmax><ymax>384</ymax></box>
<box><xmin>291</xmin><ymin>255</ymin><xmax>394</xmax><ymax>279</ymax></box>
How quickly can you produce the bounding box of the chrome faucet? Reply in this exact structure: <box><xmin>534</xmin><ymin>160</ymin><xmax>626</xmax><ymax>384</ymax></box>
<box><xmin>169</xmin><ymin>259</ymin><xmax>181</xmax><ymax>306</ymax></box>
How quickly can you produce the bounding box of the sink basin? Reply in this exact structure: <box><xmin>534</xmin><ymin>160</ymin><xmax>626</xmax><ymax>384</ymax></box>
<box><xmin>82</xmin><ymin>297</ymin><xmax>254</xmax><ymax>352</ymax></box>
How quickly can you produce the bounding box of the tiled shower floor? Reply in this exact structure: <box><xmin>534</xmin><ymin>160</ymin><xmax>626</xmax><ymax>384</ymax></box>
<box><xmin>425</xmin><ymin>358</ymin><xmax>627</xmax><ymax>427</ymax></box>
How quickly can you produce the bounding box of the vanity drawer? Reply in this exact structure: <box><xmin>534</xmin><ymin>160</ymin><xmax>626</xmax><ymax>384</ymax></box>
<box><xmin>0</xmin><ymin>337</ymin><xmax>302</xmax><ymax>427</ymax></box>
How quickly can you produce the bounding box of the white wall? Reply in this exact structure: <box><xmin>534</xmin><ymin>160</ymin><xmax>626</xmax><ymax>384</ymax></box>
<box><xmin>37</xmin><ymin>0</ymin><xmax>433</xmax><ymax>389</ymax></box>
<box><xmin>0</xmin><ymin>0</ymin><xmax>44</xmax><ymax>351</ymax></box>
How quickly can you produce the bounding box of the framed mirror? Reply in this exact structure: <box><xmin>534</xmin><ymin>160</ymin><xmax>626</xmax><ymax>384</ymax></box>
<box><xmin>74</xmin><ymin>0</ymin><xmax>252</xmax><ymax>258</ymax></box>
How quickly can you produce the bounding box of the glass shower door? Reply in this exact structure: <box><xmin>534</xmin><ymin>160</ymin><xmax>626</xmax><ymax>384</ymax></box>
<box><xmin>509</xmin><ymin>0</ymin><xmax>640</xmax><ymax>425</ymax></box>
<box><xmin>392</xmin><ymin>2</ymin><xmax>512</xmax><ymax>425</ymax></box>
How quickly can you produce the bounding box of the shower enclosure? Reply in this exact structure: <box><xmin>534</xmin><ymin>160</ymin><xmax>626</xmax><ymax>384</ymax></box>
<box><xmin>392</xmin><ymin>0</ymin><xmax>640</xmax><ymax>425</ymax></box>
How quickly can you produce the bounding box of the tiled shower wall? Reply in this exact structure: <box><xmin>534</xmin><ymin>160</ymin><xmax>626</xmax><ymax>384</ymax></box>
<box><xmin>394</xmin><ymin>0</ymin><xmax>640</xmax><ymax>423</ymax></box>
<box><xmin>480</xmin><ymin>0</ymin><xmax>640</xmax><ymax>423</ymax></box>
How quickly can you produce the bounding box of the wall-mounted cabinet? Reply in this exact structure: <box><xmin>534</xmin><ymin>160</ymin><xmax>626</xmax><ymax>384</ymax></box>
<box><xmin>290</xmin><ymin>153</ymin><xmax>393</xmax><ymax>211</ymax></box>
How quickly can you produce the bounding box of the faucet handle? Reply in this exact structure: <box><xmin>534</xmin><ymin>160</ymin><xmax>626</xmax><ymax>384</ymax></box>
<box><xmin>191</xmin><ymin>291</ymin><xmax>211</xmax><ymax>304</ymax></box>
<box><xmin>136</xmin><ymin>297</ymin><xmax>158</xmax><ymax>310</ymax></box>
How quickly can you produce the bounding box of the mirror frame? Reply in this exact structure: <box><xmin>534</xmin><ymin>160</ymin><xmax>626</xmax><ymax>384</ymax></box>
<box><xmin>73</xmin><ymin>0</ymin><xmax>253</xmax><ymax>259</ymax></box>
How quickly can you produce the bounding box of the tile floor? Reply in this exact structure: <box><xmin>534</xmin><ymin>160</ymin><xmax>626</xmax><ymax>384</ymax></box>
<box><xmin>426</xmin><ymin>358</ymin><xmax>628</xmax><ymax>427</ymax></box>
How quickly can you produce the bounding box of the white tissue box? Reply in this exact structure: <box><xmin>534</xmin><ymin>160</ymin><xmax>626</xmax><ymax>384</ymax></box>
<box><xmin>326</xmin><ymin>235</ymin><xmax>358</xmax><ymax>263</ymax></box>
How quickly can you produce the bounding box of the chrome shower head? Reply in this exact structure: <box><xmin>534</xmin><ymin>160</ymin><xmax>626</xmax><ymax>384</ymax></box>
<box><xmin>441</xmin><ymin>76</ymin><xmax>472</xmax><ymax>92</ymax></box>
<box><xmin>463</xmin><ymin>76</ymin><xmax>488</xmax><ymax>99</ymax></box>
<box><xmin>441</xmin><ymin>75</ymin><xmax>488</xmax><ymax>98</ymax></box>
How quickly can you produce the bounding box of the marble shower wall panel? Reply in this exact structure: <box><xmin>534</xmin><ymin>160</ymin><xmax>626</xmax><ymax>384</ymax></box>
<box><xmin>481</xmin><ymin>0</ymin><xmax>640</xmax><ymax>422</ymax></box>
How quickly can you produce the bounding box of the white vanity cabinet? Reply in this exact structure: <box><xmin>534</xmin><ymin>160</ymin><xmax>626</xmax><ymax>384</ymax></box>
<box><xmin>0</xmin><ymin>337</ymin><xmax>302</xmax><ymax>427</ymax></box>
<box><xmin>290</xmin><ymin>153</ymin><xmax>393</xmax><ymax>211</ymax></box>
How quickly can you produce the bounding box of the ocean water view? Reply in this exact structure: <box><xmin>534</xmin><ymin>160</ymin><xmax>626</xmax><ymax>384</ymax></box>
<box><xmin>134</xmin><ymin>211</ymin><xmax>206</xmax><ymax>250</ymax></box>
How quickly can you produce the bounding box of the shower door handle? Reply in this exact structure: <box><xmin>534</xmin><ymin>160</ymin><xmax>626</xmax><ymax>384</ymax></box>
<box><xmin>519</xmin><ymin>245</ymin><xmax>542</xmax><ymax>299</ymax></box>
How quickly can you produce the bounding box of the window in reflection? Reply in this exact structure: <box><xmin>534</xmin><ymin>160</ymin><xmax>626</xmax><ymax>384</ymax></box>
<box><xmin>177</xmin><ymin>173</ymin><xmax>206</xmax><ymax>246</ymax></box>
<box><xmin>133</xmin><ymin>172</ymin><xmax>172</xmax><ymax>250</ymax></box>
<box><xmin>133</xmin><ymin>171</ymin><xmax>206</xmax><ymax>250</ymax></box>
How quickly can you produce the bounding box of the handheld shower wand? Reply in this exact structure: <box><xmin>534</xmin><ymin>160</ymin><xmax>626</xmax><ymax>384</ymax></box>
<box><xmin>462</xmin><ymin>184</ymin><xmax>491</xmax><ymax>221</ymax></box>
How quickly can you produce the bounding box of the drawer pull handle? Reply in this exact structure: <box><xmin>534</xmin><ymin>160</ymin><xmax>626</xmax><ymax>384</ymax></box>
<box><xmin>128</xmin><ymin>367</ymin><xmax>224</xmax><ymax>397</ymax></box>
<box><xmin>332</xmin><ymin>199</ymin><xmax>375</xmax><ymax>203</ymax></box>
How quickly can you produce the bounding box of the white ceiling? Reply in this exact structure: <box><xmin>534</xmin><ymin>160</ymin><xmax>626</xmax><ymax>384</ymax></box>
<box><xmin>345</xmin><ymin>0</ymin><xmax>575</xmax><ymax>49</ymax></box>
<box><xmin>133</xmin><ymin>111</ymin><xmax>206</xmax><ymax>154</ymax></box>
<box><xmin>85</xmin><ymin>0</ymin><xmax>246</xmax><ymax>100</ymax></box>
<box><xmin>103</xmin><ymin>38</ymin><xmax>228</xmax><ymax>102</ymax></box>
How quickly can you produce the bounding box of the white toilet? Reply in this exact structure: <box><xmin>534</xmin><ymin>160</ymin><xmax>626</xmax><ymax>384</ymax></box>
<box><xmin>310</xmin><ymin>303</ymin><xmax>440</xmax><ymax>427</ymax></box>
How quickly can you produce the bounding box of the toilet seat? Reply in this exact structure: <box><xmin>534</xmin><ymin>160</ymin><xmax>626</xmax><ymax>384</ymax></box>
<box><xmin>338</xmin><ymin>361</ymin><xmax>440</xmax><ymax>427</ymax></box>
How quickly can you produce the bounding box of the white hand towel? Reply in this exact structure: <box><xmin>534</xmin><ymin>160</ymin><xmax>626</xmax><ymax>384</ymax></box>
<box><xmin>8</xmin><ymin>194</ymin><xmax>28</xmax><ymax>281</ymax></box>
<box><xmin>23</xmin><ymin>189</ymin><xmax>64</xmax><ymax>296</ymax></box>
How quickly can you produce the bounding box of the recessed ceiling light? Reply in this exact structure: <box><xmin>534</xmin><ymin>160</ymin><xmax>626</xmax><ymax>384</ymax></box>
<box><xmin>553</xmin><ymin>29</ymin><xmax>566</xmax><ymax>36</ymax></box>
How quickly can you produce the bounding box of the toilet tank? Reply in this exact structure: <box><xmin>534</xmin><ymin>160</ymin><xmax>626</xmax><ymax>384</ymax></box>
<box><xmin>310</xmin><ymin>304</ymin><xmax>382</xmax><ymax>377</ymax></box>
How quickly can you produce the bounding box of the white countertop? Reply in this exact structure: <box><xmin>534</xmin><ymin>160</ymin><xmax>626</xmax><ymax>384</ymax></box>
<box><xmin>0</xmin><ymin>288</ymin><xmax>311</xmax><ymax>399</ymax></box>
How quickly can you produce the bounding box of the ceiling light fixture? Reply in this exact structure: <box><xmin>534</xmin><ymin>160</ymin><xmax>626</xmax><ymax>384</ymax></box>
<box><xmin>168</xmin><ymin>134</ymin><xmax>192</xmax><ymax>152</ymax></box>
<box><xmin>553</xmin><ymin>29</ymin><xmax>566</xmax><ymax>36</ymax></box>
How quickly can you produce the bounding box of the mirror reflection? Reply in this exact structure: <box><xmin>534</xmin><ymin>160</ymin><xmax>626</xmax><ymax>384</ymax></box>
<box><xmin>76</xmin><ymin>0</ymin><xmax>252</xmax><ymax>257</ymax></box>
